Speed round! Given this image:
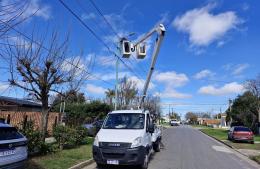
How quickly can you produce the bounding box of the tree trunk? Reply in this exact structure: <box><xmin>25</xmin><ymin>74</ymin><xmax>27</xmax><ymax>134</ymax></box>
<box><xmin>41</xmin><ymin>98</ymin><xmax>49</xmax><ymax>142</ymax></box>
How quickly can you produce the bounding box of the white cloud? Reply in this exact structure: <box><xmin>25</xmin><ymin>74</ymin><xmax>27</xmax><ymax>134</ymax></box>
<box><xmin>0</xmin><ymin>83</ymin><xmax>9</xmax><ymax>92</ymax></box>
<box><xmin>61</xmin><ymin>56</ymin><xmax>86</xmax><ymax>76</ymax></box>
<box><xmin>173</xmin><ymin>3</ymin><xmax>241</xmax><ymax>46</ymax></box>
<box><xmin>193</xmin><ymin>69</ymin><xmax>215</xmax><ymax>79</ymax></box>
<box><xmin>0</xmin><ymin>0</ymin><xmax>51</xmax><ymax>21</ymax></box>
<box><xmin>101</xmin><ymin>71</ymin><xmax>130</xmax><ymax>81</ymax></box>
<box><xmin>232</xmin><ymin>64</ymin><xmax>249</xmax><ymax>76</ymax></box>
<box><xmin>154</xmin><ymin>71</ymin><xmax>189</xmax><ymax>87</ymax></box>
<box><xmin>86</xmin><ymin>84</ymin><xmax>106</xmax><ymax>95</ymax></box>
<box><xmin>241</xmin><ymin>3</ymin><xmax>250</xmax><ymax>11</ymax></box>
<box><xmin>128</xmin><ymin>76</ymin><xmax>155</xmax><ymax>91</ymax></box>
<box><xmin>154</xmin><ymin>71</ymin><xmax>191</xmax><ymax>99</ymax></box>
<box><xmin>222</xmin><ymin>63</ymin><xmax>249</xmax><ymax>76</ymax></box>
<box><xmin>6</xmin><ymin>36</ymin><xmax>32</xmax><ymax>49</ymax></box>
<box><xmin>198</xmin><ymin>82</ymin><xmax>244</xmax><ymax>96</ymax></box>
<box><xmin>155</xmin><ymin>89</ymin><xmax>192</xmax><ymax>99</ymax></box>
<box><xmin>81</xmin><ymin>13</ymin><xmax>96</xmax><ymax>20</ymax></box>
<box><xmin>97</xmin><ymin>55</ymin><xmax>116</xmax><ymax>67</ymax></box>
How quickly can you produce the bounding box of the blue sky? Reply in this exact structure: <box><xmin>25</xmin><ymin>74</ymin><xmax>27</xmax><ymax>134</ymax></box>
<box><xmin>0</xmin><ymin>0</ymin><xmax>259</xmax><ymax>117</ymax></box>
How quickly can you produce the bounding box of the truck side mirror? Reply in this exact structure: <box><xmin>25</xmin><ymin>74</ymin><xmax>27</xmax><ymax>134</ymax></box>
<box><xmin>148</xmin><ymin>124</ymin><xmax>155</xmax><ymax>133</ymax></box>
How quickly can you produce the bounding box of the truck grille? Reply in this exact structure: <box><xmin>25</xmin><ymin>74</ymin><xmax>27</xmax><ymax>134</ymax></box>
<box><xmin>99</xmin><ymin>142</ymin><xmax>131</xmax><ymax>149</ymax></box>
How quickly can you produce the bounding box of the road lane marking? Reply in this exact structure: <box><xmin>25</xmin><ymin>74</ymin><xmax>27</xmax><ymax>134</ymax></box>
<box><xmin>212</xmin><ymin>145</ymin><xmax>234</xmax><ymax>154</ymax></box>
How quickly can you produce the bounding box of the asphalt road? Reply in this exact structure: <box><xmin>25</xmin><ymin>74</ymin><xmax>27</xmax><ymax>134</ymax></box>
<box><xmin>83</xmin><ymin>126</ymin><xmax>259</xmax><ymax>169</ymax></box>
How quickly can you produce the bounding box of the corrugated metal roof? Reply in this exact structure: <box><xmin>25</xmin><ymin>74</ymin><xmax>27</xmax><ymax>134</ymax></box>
<box><xmin>0</xmin><ymin>96</ymin><xmax>42</xmax><ymax>108</ymax></box>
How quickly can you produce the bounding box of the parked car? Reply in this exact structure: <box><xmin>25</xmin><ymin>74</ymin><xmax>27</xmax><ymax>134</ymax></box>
<box><xmin>92</xmin><ymin>110</ymin><xmax>156</xmax><ymax>169</ymax></box>
<box><xmin>83</xmin><ymin>120</ymin><xmax>104</xmax><ymax>136</ymax></box>
<box><xmin>228</xmin><ymin>126</ymin><xmax>254</xmax><ymax>144</ymax></box>
<box><xmin>0</xmin><ymin>122</ymin><xmax>28</xmax><ymax>169</ymax></box>
<box><xmin>170</xmin><ymin>119</ymin><xmax>180</xmax><ymax>126</ymax></box>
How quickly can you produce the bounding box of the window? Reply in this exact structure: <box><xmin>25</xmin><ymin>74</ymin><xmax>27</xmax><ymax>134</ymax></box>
<box><xmin>146</xmin><ymin>114</ymin><xmax>150</xmax><ymax>132</ymax></box>
<box><xmin>103</xmin><ymin>113</ymin><xmax>145</xmax><ymax>129</ymax></box>
<box><xmin>234</xmin><ymin>127</ymin><xmax>251</xmax><ymax>132</ymax></box>
<box><xmin>0</xmin><ymin>127</ymin><xmax>24</xmax><ymax>140</ymax></box>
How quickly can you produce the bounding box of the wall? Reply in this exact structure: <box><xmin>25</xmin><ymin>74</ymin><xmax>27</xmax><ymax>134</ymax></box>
<box><xmin>0</xmin><ymin>111</ymin><xmax>60</xmax><ymax>135</ymax></box>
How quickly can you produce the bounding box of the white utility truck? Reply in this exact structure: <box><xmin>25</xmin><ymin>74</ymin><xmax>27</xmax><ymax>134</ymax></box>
<box><xmin>92</xmin><ymin>23</ymin><xmax>165</xmax><ymax>169</ymax></box>
<box><xmin>93</xmin><ymin>110</ymin><xmax>155</xmax><ymax>168</ymax></box>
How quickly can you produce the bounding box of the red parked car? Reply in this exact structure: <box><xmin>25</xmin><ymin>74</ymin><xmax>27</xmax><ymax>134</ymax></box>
<box><xmin>228</xmin><ymin>126</ymin><xmax>254</xmax><ymax>144</ymax></box>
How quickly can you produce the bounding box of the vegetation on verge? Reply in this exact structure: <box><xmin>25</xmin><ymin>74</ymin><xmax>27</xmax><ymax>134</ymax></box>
<box><xmin>26</xmin><ymin>137</ymin><xmax>94</xmax><ymax>169</ymax></box>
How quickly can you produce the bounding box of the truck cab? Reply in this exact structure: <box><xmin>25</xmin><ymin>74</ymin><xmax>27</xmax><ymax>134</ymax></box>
<box><xmin>92</xmin><ymin>109</ymin><xmax>154</xmax><ymax>169</ymax></box>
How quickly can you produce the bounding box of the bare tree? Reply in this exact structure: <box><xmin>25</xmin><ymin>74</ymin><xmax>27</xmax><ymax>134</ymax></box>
<box><xmin>0</xmin><ymin>0</ymin><xmax>32</xmax><ymax>39</ymax></box>
<box><xmin>143</xmin><ymin>95</ymin><xmax>162</xmax><ymax>123</ymax></box>
<box><xmin>117</xmin><ymin>77</ymin><xmax>138</xmax><ymax>109</ymax></box>
<box><xmin>6</xmin><ymin>31</ymin><xmax>90</xmax><ymax>141</ymax></box>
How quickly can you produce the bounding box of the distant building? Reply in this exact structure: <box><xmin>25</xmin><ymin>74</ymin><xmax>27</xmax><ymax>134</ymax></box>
<box><xmin>0</xmin><ymin>96</ymin><xmax>59</xmax><ymax>134</ymax></box>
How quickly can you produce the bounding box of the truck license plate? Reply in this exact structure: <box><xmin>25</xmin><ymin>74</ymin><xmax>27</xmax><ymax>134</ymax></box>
<box><xmin>107</xmin><ymin>160</ymin><xmax>119</xmax><ymax>165</ymax></box>
<box><xmin>0</xmin><ymin>150</ymin><xmax>15</xmax><ymax>157</ymax></box>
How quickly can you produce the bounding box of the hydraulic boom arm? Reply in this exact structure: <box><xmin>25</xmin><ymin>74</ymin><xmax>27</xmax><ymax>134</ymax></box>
<box><xmin>136</xmin><ymin>24</ymin><xmax>166</xmax><ymax>107</ymax></box>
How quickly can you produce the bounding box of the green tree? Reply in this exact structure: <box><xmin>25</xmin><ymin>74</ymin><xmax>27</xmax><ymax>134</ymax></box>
<box><xmin>64</xmin><ymin>100</ymin><xmax>112</xmax><ymax>127</ymax></box>
<box><xmin>185</xmin><ymin>112</ymin><xmax>198</xmax><ymax>124</ymax></box>
<box><xmin>105</xmin><ymin>89</ymin><xmax>115</xmax><ymax>106</ymax></box>
<box><xmin>52</xmin><ymin>89</ymin><xmax>86</xmax><ymax>112</ymax></box>
<box><xmin>229</xmin><ymin>91</ymin><xmax>259</xmax><ymax>132</ymax></box>
<box><xmin>170</xmin><ymin>113</ymin><xmax>181</xmax><ymax>121</ymax></box>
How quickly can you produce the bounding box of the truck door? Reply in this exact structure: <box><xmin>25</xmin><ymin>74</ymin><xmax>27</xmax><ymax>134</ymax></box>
<box><xmin>145</xmin><ymin>113</ymin><xmax>152</xmax><ymax>148</ymax></box>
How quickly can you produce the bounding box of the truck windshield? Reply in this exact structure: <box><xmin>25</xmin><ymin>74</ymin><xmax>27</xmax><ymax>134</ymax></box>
<box><xmin>103</xmin><ymin>113</ymin><xmax>145</xmax><ymax>129</ymax></box>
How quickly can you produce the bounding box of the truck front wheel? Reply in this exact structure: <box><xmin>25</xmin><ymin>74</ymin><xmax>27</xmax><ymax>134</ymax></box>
<box><xmin>140</xmin><ymin>153</ymin><xmax>149</xmax><ymax>169</ymax></box>
<box><xmin>96</xmin><ymin>163</ymin><xmax>104</xmax><ymax>168</ymax></box>
<box><xmin>153</xmin><ymin>141</ymin><xmax>161</xmax><ymax>152</ymax></box>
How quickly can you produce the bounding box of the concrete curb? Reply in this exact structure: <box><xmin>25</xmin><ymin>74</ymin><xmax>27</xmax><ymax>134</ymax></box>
<box><xmin>68</xmin><ymin>159</ymin><xmax>94</xmax><ymax>169</ymax></box>
<box><xmin>199</xmin><ymin>130</ymin><xmax>234</xmax><ymax>149</ymax></box>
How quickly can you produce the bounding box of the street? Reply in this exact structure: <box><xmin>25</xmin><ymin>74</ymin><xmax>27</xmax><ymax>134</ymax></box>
<box><xmin>84</xmin><ymin>126</ymin><xmax>259</xmax><ymax>169</ymax></box>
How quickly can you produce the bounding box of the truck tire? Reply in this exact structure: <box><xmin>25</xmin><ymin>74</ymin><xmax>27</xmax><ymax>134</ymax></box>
<box><xmin>153</xmin><ymin>141</ymin><xmax>160</xmax><ymax>152</ymax></box>
<box><xmin>96</xmin><ymin>163</ymin><xmax>104</xmax><ymax>168</ymax></box>
<box><xmin>140</xmin><ymin>153</ymin><xmax>149</xmax><ymax>169</ymax></box>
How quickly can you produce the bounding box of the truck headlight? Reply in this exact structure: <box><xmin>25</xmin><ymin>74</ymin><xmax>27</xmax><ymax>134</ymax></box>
<box><xmin>93</xmin><ymin>136</ymin><xmax>99</xmax><ymax>147</ymax></box>
<box><xmin>131</xmin><ymin>137</ymin><xmax>142</xmax><ymax>148</ymax></box>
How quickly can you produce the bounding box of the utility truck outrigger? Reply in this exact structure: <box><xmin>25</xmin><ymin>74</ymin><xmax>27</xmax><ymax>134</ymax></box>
<box><xmin>92</xmin><ymin>24</ymin><xmax>165</xmax><ymax>169</ymax></box>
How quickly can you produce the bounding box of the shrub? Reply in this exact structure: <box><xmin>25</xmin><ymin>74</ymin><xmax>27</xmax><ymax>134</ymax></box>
<box><xmin>75</xmin><ymin>126</ymin><xmax>88</xmax><ymax>145</ymax></box>
<box><xmin>53</xmin><ymin>125</ymin><xmax>87</xmax><ymax>150</ymax></box>
<box><xmin>19</xmin><ymin>121</ymin><xmax>56</xmax><ymax>155</ymax></box>
<box><xmin>53</xmin><ymin>125</ymin><xmax>70</xmax><ymax>150</ymax></box>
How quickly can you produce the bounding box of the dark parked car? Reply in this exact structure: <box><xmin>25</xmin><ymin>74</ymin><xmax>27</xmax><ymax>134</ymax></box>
<box><xmin>228</xmin><ymin>126</ymin><xmax>254</xmax><ymax>144</ymax></box>
<box><xmin>0</xmin><ymin>122</ymin><xmax>28</xmax><ymax>169</ymax></box>
<box><xmin>83</xmin><ymin>120</ymin><xmax>104</xmax><ymax>136</ymax></box>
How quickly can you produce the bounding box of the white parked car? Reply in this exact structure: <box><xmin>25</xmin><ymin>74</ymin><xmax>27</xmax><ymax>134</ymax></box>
<box><xmin>0</xmin><ymin>122</ymin><xmax>28</xmax><ymax>169</ymax></box>
<box><xmin>92</xmin><ymin>109</ymin><xmax>156</xmax><ymax>169</ymax></box>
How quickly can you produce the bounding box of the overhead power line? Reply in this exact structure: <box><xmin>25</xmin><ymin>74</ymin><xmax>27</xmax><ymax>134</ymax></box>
<box><xmin>88</xmin><ymin>0</ymin><xmax>121</xmax><ymax>39</ymax></box>
<box><xmin>57</xmin><ymin>0</ymin><xmax>145</xmax><ymax>80</ymax></box>
<box><xmin>87</xmin><ymin>0</ymin><xmax>148</xmax><ymax>76</ymax></box>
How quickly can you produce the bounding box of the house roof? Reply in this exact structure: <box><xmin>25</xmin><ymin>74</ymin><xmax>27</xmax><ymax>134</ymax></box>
<box><xmin>0</xmin><ymin>96</ymin><xmax>42</xmax><ymax>108</ymax></box>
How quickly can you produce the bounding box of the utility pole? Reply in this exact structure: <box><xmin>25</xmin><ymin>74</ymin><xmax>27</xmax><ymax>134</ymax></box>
<box><xmin>229</xmin><ymin>99</ymin><xmax>232</xmax><ymax>124</ymax></box>
<box><xmin>115</xmin><ymin>57</ymin><xmax>119</xmax><ymax>110</ymax></box>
